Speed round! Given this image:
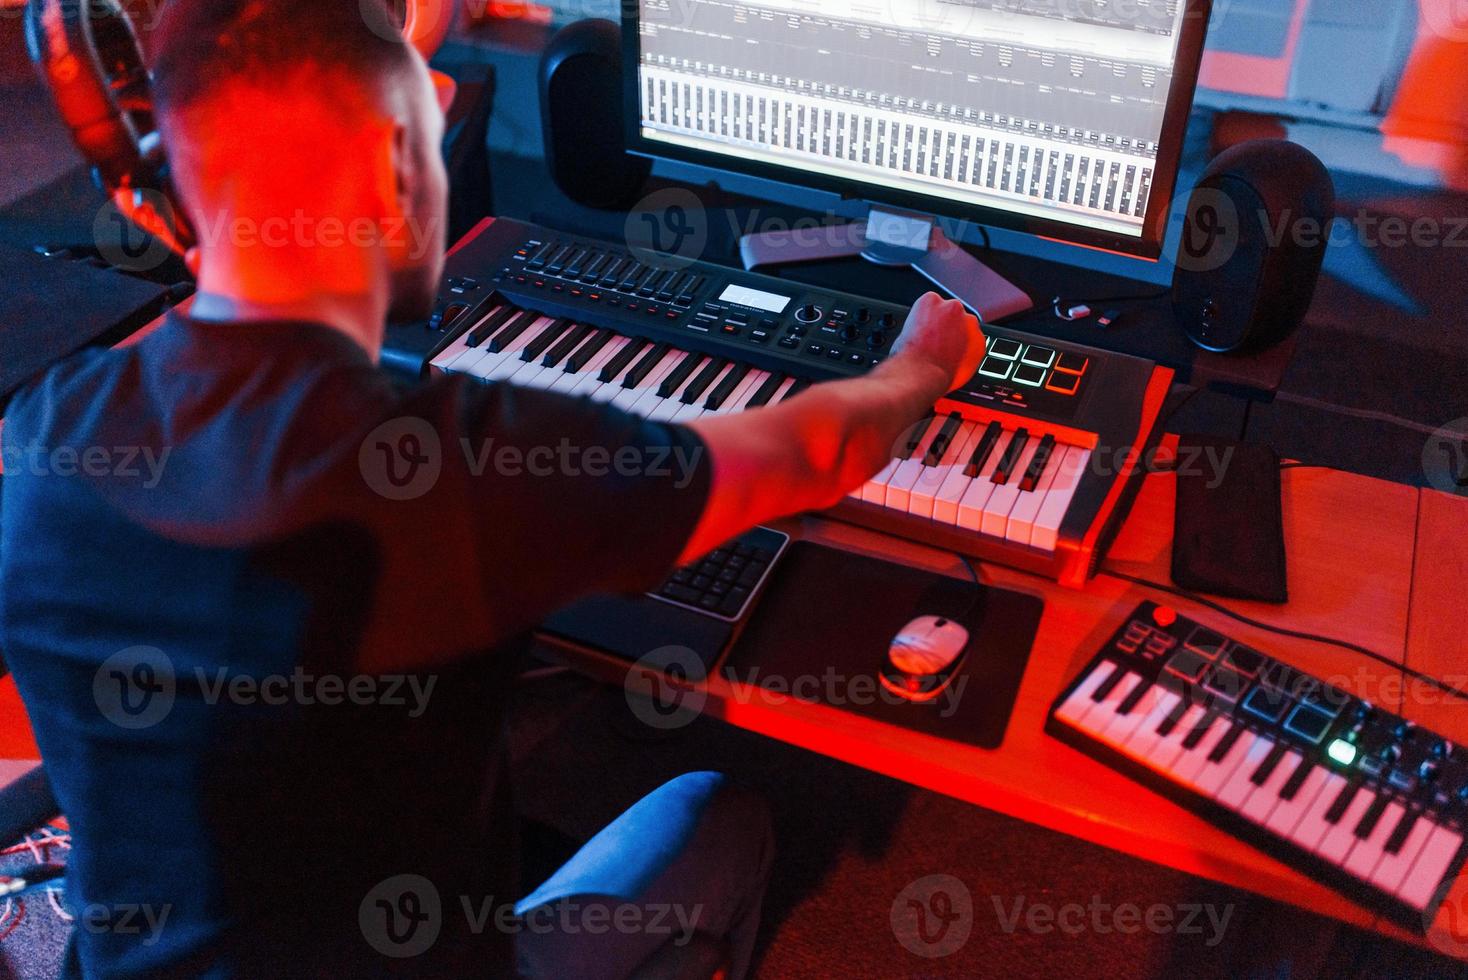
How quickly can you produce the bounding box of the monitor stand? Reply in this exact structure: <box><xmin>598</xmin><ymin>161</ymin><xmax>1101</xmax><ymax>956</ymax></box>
<box><xmin>738</xmin><ymin>207</ymin><xmax>1035</xmax><ymax>323</ymax></box>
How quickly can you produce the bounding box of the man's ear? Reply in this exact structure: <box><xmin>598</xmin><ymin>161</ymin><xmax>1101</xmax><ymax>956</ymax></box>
<box><xmin>380</xmin><ymin>119</ymin><xmax>414</xmax><ymax>232</ymax></box>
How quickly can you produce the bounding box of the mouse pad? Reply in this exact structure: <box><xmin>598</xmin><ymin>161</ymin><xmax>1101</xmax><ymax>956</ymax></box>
<box><xmin>722</xmin><ymin>542</ymin><xmax>1044</xmax><ymax>750</ymax></box>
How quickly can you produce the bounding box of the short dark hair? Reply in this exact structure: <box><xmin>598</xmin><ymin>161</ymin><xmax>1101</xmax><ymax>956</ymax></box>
<box><xmin>153</xmin><ymin>0</ymin><xmax>412</xmax><ymax>118</ymax></box>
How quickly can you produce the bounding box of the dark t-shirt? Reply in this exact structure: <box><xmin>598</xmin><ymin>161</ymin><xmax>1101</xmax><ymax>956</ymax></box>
<box><xmin>0</xmin><ymin>314</ymin><xmax>711</xmax><ymax>978</ymax></box>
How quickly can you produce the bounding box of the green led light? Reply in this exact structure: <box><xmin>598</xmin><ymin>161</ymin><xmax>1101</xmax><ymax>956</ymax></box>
<box><xmin>1327</xmin><ymin>738</ymin><xmax>1358</xmax><ymax>767</ymax></box>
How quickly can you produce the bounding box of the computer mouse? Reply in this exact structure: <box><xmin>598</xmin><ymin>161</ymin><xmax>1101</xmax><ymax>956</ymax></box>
<box><xmin>880</xmin><ymin>615</ymin><xmax>970</xmax><ymax>703</ymax></box>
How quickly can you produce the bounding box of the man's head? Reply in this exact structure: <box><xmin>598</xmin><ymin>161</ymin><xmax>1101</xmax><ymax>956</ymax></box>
<box><xmin>153</xmin><ymin>0</ymin><xmax>449</xmax><ymax>325</ymax></box>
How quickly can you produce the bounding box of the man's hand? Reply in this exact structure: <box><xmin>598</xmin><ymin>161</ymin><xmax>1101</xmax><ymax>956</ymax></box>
<box><xmin>889</xmin><ymin>292</ymin><xmax>987</xmax><ymax>394</ymax></box>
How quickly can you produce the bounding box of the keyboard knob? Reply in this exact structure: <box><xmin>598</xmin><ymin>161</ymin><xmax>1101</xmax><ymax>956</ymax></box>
<box><xmin>1353</xmin><ymin>703</ymin><xmax>1375</xmax><ymax>725</ymax></box>
<box><xmin>1392</xmin><ymin>720</ymin><xmax>1416</xmax><ymax>741</ymax></box>
<box><xmin>840</xmin><ymin>324</ymin><xmax>861</xmax><ymax>343</ymax></box>
<box><xmin>857</xmin><ymin>308</ymin><xmax>872</xmax><ymax>324</ymax></box>
<box><xmin>796</xmin><ymin>303</ymin><xmax>822</xmax><ymax>323</ymax></box>
<box><xmin>1379</xmin><ymin>743</ymin><xmax>1403</xmax><ymax>764</ymax></box>
<box><xmin>880</xmin><ymin>312</ymin><xmax>896</xmax><ymax>328</ymax></box>
<box><xmin>867</xmin><ymin>331</ymin><xmax>887</xmax><ymax>350</ymax></box>
<box><xmin>1421</xmin><ymin>759</ymin><xmax>1442</xmax><ymax>783</ymax></box>
<box><xmin>1433</xmin><ymin>739</ymin><xmax>1454</xmax><ymax>759</ymax></box>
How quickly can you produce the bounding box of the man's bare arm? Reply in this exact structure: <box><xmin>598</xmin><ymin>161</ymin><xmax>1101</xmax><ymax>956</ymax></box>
<box><xmin>681</xmin><ymin>293</ymin><xmax>985</xmax><ymax>562</ymax></box>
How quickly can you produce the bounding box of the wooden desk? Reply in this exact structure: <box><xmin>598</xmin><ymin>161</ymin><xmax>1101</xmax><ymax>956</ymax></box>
<box><xmin>547</xmin><ymin>465</ymin><xmax>1468</xmax><ymax>960</ymax></box>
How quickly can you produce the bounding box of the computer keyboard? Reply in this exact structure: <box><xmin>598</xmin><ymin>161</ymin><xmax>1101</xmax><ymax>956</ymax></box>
<box><xmin>650</xmin><ymin>526</ymin><xmax>789</xmax><ymax>622</ymax></box>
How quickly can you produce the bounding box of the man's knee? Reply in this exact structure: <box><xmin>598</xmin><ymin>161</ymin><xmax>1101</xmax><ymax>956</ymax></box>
<box><xmin>653</xmin><ymin>772</ymin><xmax>773</xmax><ymax>877</ymax></box>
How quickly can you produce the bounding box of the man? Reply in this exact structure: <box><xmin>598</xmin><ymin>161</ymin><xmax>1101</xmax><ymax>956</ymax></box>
<box><xmin>0</xmin><ymin>1</ymin><xmax>984</xmax><ymax>977</ymax></box>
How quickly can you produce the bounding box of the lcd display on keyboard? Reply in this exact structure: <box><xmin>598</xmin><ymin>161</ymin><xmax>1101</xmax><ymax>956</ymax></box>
<box><xmin>1047</xmin><ymin>602</ymin><xmax>1468</xmax><ymax>932</ymax></box>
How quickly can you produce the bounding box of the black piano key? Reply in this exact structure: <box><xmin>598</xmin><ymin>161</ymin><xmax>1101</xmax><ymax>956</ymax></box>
<box><xmin>622</xmin><ymin>342</ymin><xmax>671</xmax><ymax>388</ymax></box>
<box><xmin>1207</xmin><ymin>723</ymin><xmax>1245</xmax><ymax>763</ymax></box>
<box><xmin>597</xmin><ymin>338</ymin><xmax>648</xmax><ymax>383</ymax></box>
<box><xmin>681</xmin><ymin>358</ymin><xmax>729</xmax><ymax>404</ymax></box>
<box><xmin>782</xmin><ymin>379</ymin><xmax>813</xmax><ymax>401</ymax></box>
<box><xmin>1018</xmin><ymin>434</ymin><xmax>1057</xmax><ymax>492</ymax></box>
<box><xmin>991</xmin><ymin>428</ymin><xmax>1030</xmax><ymax>485</ymax></box>
<box><xmin>705</xmin><ymin>363</ymin><xmax>752</xmax><ymax>409</ymax></box>
<box><xmin>1181</xmin><ymin>712</ymin><xmax>1216</xmax><ymax>750</ymax></box>
<box><xmin>963</xmin><ymin>421</ymin><xmax>1004</xmax><ymax>478</ymax></box>
<box><xmin>486</xmin><ymin>309</ymin><xmax>541</xmax><ymax>353</ymax></box>
<box><xmin>1323</xmin><ymin>780</ymin><xmax>1361</xmax><ymax>824</ymax></box>
<box><xmin>1090</xmin><ymin>665</ymin><xmax>1125</xmax><ymax>703</ymax></box>
<box><xmin>923</xmin><ymin>413</ymin><xmax>964</xmax><ymax>467</ymax></box>
<box><xmin>520</xmin><ymin>317</ymin><xmax>573</xmax><ymax>362</ymax></box>
<box><xmin>1250</xmin><ymin>741</ymin><xmax>1289</xmax><ymax>786</ymax></box>
<box><xmin>1353</xmin><ymin>792</ymin><xmax>1391</xmax><ymax>839</ymax></box>
<box><xmin>466</xmin><ymin>305</ymin><xmax>519</xmax><ymax>347</ymax></box>
<box><xmin>542</xmin><ymin>323</ymin><xmax>594</xmax><ymax>368</ymax></box>
<box><xmin>1384</xmin><ymin>810</ymin><xmax>1421</xmax><ymax>855</ymax></box>
<box><xmin>1278</xmin><ymin>757</ymin><xmax>1314</xmax><ymax>801</ymax></box>
<box><xmin>1155</xmin><ymin>697</ymin><xmax>1191</xmax><ymax>738</ymax></box>
<box><xmin>565</xmin><ymin>329</ymin><xmax>612</xmax><ymax>372</ymax></box>
<box><xmin>1115</xmin><ymin>679</ymin><xmax>1151</xmax><ymax>716</ymax></box>
<box><xmin>903</xmin><ymin>413</ymin><xmax>937</xmax><ymax>457</ymax></box>
<box><xmin>745</xmin><ymin>372</ymin><xmax>787</xmax><ymax>408</ymax></box>
<box><xmin>657</xmin><ymin>352</ymin><xmax>703</xmax><ymax>398</ymax></box>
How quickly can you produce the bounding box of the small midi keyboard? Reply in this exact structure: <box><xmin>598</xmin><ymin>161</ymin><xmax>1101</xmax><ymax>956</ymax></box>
<box><xmin>1047</xmin><ymin>602</ymin><xmax>1467</xmax><ymax>932</ymax></box>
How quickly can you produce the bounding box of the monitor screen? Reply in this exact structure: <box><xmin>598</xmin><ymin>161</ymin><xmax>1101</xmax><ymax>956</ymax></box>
<box><xmin>624</xmin><ymin>0</ymin><xmax>1211</xmax><ymax>258</ymax></box>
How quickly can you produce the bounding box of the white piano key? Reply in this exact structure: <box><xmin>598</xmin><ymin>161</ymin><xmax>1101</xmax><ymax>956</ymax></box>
<box><xmin>1216</xmin><ymin>736</ymin><xmax>1274</xmax><ymax>810</ymax></box>
<box><xmin>1370</xmin><ymin>816</ymin><xmax>1436</xmax><ymax>895</ymax></box>
<box><xmin>980</xmin><ymin>437</ymin><xmax>1041</xmax><ymax>537</ymax></box>
<box><xmin>886</xmin><ymin>417</ymin><xmax>947</xmax><ymax>510</ymax></box>
<box><xmin>1053</xmin><ymin>660</ymin><xmax>1119</xmax><ymax>728</ymax></box>
<box><xmin>1343</xmin><ymin>801</ymin><xmax>1405</xmax><ymax>882</ymax></box>
<box><xmin>860</xmin><ymin>457</ymin><xmax>904</xmax><ymax>504</ymax></box>
<box><xmin>645</xmin><ymin>356</ymin><xmax>711</xmax><ymax>421</ymax></box>
<box><xmin>504</xmin><ymin>323</ymin><xmax>578</xmax><ymax>387</ymax></box>
<box><xmin>1145</xmin><ymin>703</ymin><xmax>1209</xmax><ymax>773</ymax></box>
<box><xmin>1289</xmin><ymin>773</ymin><xmax>1352</xmax><ymax>852</ymax></box>
<box><xmin>1263</xmin><ymin>766</ymin><xmax>1333</xmax><ymax>839</ymax></box>
<box><xmin>1167</xmin><ymin>716</ymin><xmax>1232</xmax><ymax>788</ymax></box>
<box><xmin>430</xmin><ymin>305</ymin><xmax>508</xmax><ymax>374</ymax></box>
<box><xmin>1194</xmin><ymin>729</ymin><xmax>1258</xmax><ymax>798</ymax></box>
<box><xmin>1097</xmin><ymin>683</ymin><xmax>1166</xmax><ymax>748</ymax></box>
<box><xmin>931</xmin><ymin>424</ymin><xmax>992</xmax><ymax>523</ymax></box>
<box><xmin>474</xmin><ymin>316</ymin><xmax>557</xmax><ymax>382</ymax></box>
<box><xmin>1315</xmin><ymin>787</ymin><xmax>1378</xmax><ymax>865</ymax></box>
<box><xmin>709</xmin><ymin>369</ymin><xmax>766</xmax><ymax>416</ymax></box>
<box><xmin>609</xmin><ymin>348</ymin><xmax>682</xmax><ymax>413</ymax></box>
<box><xmin>557</xmin><ymin>336</ymin><xmax>628</xmax><ymax>396</ymax></box>
<box><xmin>1006</xmin><ymin>441</ymin><xmax>1063</xmax><ymax>543</ymax></box>
<box><xmin>909</xmin><ymin>420</ymin><xmax>977</xmax><ymax>518</ymax></box>
<box><xmin>956</xmin><ymin>428</ymin><xmax>1012</xmax><ymax>531</ymax></box>
<box><xmin>1032</xmin><ymin>447</ymin><xmax>1090</xmax><ymax>552</ymax></box>
<box><xmin>1118</xmin><ymin>689</ymin><xmax>1183</xmax><ymax>765</ymax></box>
<box><xmin>1082</xmin><ymin>671</ymin><xmax>1143</xmax><ymax>734</ymax></box>
<box><xmin>1399</xmin><ymin>825</ymin><xmax>1464</xmax><ymax>910</ymax></box>
<box><xmin>1241</xmin><ymin>749</ymin><xmax>1302</xmax><ymax>824</ymax></box>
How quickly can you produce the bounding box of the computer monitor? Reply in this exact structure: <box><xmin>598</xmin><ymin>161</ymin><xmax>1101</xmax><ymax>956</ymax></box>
<box><xmin>623</xmin><ymin>0</ymin><xmax>1212</xmax><ymax>268</ymax></box>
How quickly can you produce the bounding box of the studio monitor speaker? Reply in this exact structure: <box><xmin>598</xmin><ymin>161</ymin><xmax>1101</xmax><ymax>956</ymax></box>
<box><xmin>539</xmin><ymin>19</ymin><xmax>651</xmax><ymax>210</ymax></box>
<box><xmin>1172</xmin><ymin>139</ymin><xmax>1335</xmax><ymax>354</ymax></box>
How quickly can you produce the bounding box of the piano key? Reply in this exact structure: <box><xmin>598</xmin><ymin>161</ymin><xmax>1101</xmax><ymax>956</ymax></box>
<box><xmin>1370</xmin><ymin>814</ymin><xmax>1435</xmax><ymax>895</ymax></box>
<box><xmin>1398</xmin><ymin>825</ymin><xmax>1464</xmax><ymax>910</ymax></box>
<box><xmin>930</xmin><ymin>423</ymin><xmax>990</xmax><ymax>522</ymax></box>
<box><xmin>1316</xmin><ymin>787</ymin><xmax>1378</xmax><ymax>864</ymax></box>
<box><xmin>466</xmin><ymin>304</ymin><xmax>519</xmax><ymax>348</ymax></box>
<box><xmin>1323</xmin><ymin>779</ymin><xmax>1362</xmax><ymax>825</ymax></box>
<box><xmin>680</xmin><ymin>357</ymin><xmax>729</xmax><ymax>404</ymax></box>
<box><xmin>597</xmin><ymin>337</ymin><xmax>648</xmax><ymax>383</ymax></box>
<box><xmin>1194</xmin><ymin>728</ymin><xmax>1258</xmax><ymax>798</ymax></box>
<box><xmin>564</xmin><ymin>329</ymin><xmax>613</xmax><ymax>372</ymax></box>
<box><xmin>1018</xmin><ymin>434</ymin><xmax>1056</xmax><ymax>493</ymax></box>
<box><xmin>1085</xmin><ymin>671</ymin><xmax>1144</xmax><ymax>731</ymax></box>
<box><xmin>1216</xmin><ymin>736</ymin><xmax>1273</xmax><ymax>809</ymax></box>
<box><xmin>564</xmin><ymin>336</ymin><xmax>632</xmax><ymax>395</ymax></box>
<box><xmin>1119</xmin><ymin>689</ymin><xmax>1183</xmax><ymax>764</ymax></box>
<box><xmin>704</xmin><ymin>363</ymin><xmax>752</xmax><ymax>410</ymax></box>
<box><xmin>646</xmin><ymin>358</ymin><xmax>711</xmax><ymax>421</ymax></box>
<box><xmin>886</xmin><ymin>416</ymin><xmax>950</xmax><ymax>510</ymax></box>
<box><xmin>1288</xmin><ymin>772</ymin><xmax>1352</xmax><ymax>851</ymax></box>
<box><xmin>486</xmin><ymin>309</ymin><xmax>541</xmax><ymax>353</ymax></box>
<box><xmin>474</xmin><ymin>316</ymin><xmax>558</xmax><ymax>381</ymax></box>
<box><xmin>923</xmin><ymin>413</ymin><xmax>965</xmax><ymax>467</ymax></box>
<box><xmin>541</xmin><ymin>322</ymin><xmax>595</xmax><ymax>368</ymax></box>
<box><xmin>1032</xmin><ymin>447</ymin><xmax>1089</xmax><ymax>552</ymax></box>
<box><xmin>956</xmin><ymin>428</ymin><xmax>1013</xmax><ymax>530</ymax></box>
<box><xmin>745</xmin><ymin>371</ymin><xmax>788</xmax><ymax>409</ymax></box>
<box><xmin>981</xmin><ymin>437</ymin><xmax>1041</xmax><ymax>537</ymax></box>
<box><xmin>611</xmin><ymin>348</ymin><xmax>682</xmax><ymax>412</ymax></box>
<box><xmin>1167</xmin><ymin>715</ymin><xmax>1233</xmax><ymax>787</ymax></box>
<box><xmin>990</xmin><ymin>428</ymin><xmax>1030</xmax><ymax>486</ymax></box>
<box><xmin>657</xmin><ymin>351</ymin><xmax>704</xmax><ymax>398</ymax></box>
<box><xmin>1264</xmin><ymin>764</ymin><xmax>1333</xmax><ymax>838</ymax></box>
<box><xmin>861</xmin><ymin>414</ymin><xmax>935</xmax><ymax>504</ymax></box>
<box><xmin>671</xmin><ymin>362</ymin><xmax>735</xmax><ymax>422</ymax></box>
<box><xmin>1097</xmin><ymin>682</ymin><xmax>1165</xmax><ymax>747</ymax></box>
<box><xmin>722</xmin><ymin>370</ymin><xmax>772</xmax><ymax>415</ymax></box>
<box><xmin>962</xmin><ymin>421</ymin><xmax>1005</xmax><ymax>479</ymax></box>
<box><xmin>1343</xmin><ymin>800</ymin><xmax>1405</xmax><ymax>882</ymax></box>
<box><xmin>910</xmin><ymin>420</ymin><xmax>977</xmax><ymax>518</ymax></box>
<box><xmin>1241</xmin><ymin>748</ymin><xmax>1303</xmax><ymax>824</ymax></box>
<box><xmin>1148</xmin><ymin>704</ymin><xmax>1209</xmax><ymax>772</ymax></box>
<box><xmin>1250</xmin><ymin>742</ymin><xmax>1290</xmax><ymax>787</ymax></box>
<box><xmin>621</xmin><ymin>342</ymin><xmax>672</xmax><ymax>389</ymax></box>
<box><xmin>1054</xmin><ymin>660</ymin><xmax>1119</xmax><ymax>727</ymax></box>
<box><xmin>1006</xmin><ymin>439</ymin><xmax>1062</xmax><ymax>543</ymax></box>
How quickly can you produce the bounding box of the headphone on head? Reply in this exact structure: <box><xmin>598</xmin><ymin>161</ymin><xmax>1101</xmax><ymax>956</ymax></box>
<box><xmin>25</xmin><ymin>0</ymin><xmax>458</xmax><ymax>263</ymax></box>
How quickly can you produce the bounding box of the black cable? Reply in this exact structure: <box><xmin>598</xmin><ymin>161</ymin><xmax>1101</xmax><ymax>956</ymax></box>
<box><xmin>954</xmin><ymin>552</ymin><xmax>984</xmax><ymax>624</ymax></box>
<box><xmin>1099</xmin><ymin>568</ymin><xmax>1468</xmax><ymax>702</ymax></box>
<box><xmin>1052</xmin><ymin>286</ymin><xmax>1170</xmax><ymax>316</ymax></box>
